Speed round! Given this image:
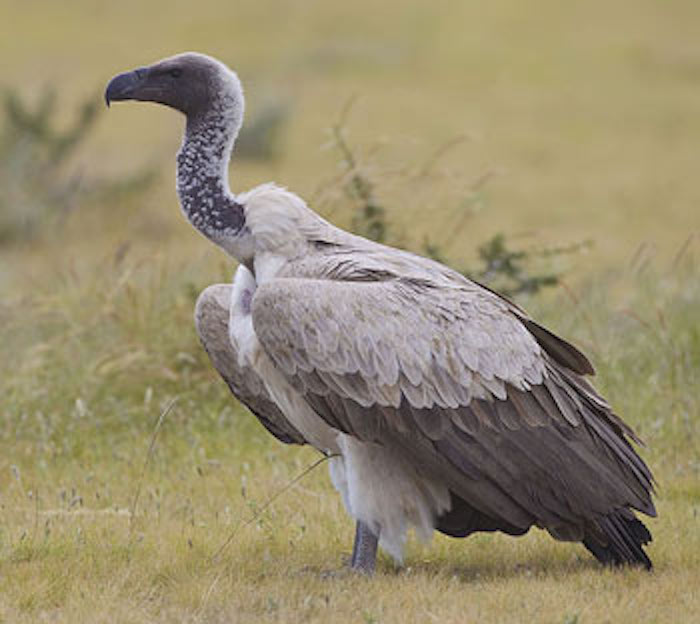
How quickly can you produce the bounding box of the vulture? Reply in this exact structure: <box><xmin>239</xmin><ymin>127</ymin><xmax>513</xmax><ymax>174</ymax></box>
<box><xmin>105</xmin><ymin>53</ymin><xmax>655</xmax><ymax>574</ymax></box>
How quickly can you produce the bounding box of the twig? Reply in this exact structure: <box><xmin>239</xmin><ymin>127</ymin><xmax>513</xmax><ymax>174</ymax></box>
<box><xmin>558</xmin><ymin>279</ymin><xmax>601</xmax><ymax>357</ymax></box>
<box><xmin>417</xmin><ymin>134</ymin><xmax>470</xmax><ymax>177</ymax></box>
<box><xmin>210</xmin><ymin>452</ymin><xmax>338</xmax><ymax>563</ymax></box>
<box><xmin>32</xmin><ymin>487</ymin><xmax>40</xmax><ymax>544</ymax></box>
<box><xmin>671</xmin><ymin>234</ymin><xmax>696</xmax><ymax>272</ymax></box>
<box><xmin>336</xmin><ymin>94</ymin><xmax>359</xmax><ymax>131</ymax></box>
<box><xmin>195</xmin><ymin>452</ymin><xmax>338</xmax><ymax>621</ymax></box>
<box><xmin>129</xmin><ymin>397</ymin><xmax>178</xmax><ymax>538</ymax></box>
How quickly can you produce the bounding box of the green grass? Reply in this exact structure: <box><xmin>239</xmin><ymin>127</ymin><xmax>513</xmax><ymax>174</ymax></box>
<box><xmin>1</xmin><ymin>256</ymin><xmax>699</xmax><ymax>624</ymax></box>
<box><xmin>1</xmin><ymin>0</ymin><xmax>700</xmax><ymax>621</ymax></box>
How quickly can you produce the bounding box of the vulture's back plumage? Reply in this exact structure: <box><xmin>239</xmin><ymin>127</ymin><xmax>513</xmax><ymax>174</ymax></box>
<box><xmin>106</xmin><ymin>52</ymin><xmax>655</xmax><ymax>573</ymax></box>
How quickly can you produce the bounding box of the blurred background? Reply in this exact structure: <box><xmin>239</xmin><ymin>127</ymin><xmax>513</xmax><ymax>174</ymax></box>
<box><xmin>1</xmin><ymin>2</ymin><xmax>699</xmax><ymax>619</ymax></box>
<box><xmin>2</xmin><ymin>0</ymin><xmax>699</xmax><ymax>284</ymax></box>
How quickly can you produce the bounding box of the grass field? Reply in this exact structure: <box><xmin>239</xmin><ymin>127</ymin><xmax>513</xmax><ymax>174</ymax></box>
<box><xmin>1</xmin><ymin>1</ymin><xmax>699</xmax><ymax>622</ymax></box>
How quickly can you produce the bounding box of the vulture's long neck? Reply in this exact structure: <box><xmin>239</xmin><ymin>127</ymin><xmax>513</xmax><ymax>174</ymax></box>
<box><xmin>176</xmin><ymin>101</ymin><xmax>245</xmax><ymax>245</ymax></box>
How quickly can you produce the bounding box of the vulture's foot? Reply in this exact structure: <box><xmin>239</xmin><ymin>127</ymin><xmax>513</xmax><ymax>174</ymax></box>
<box><xmin>350</xmin><ymin>520</ymin><xmax>379</xmax><ymax>575</ymax></box>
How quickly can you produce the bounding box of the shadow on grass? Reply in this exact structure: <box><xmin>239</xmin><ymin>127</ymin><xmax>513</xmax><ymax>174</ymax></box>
<box><xmin>401</xmin><ymin>551</ymin><xmax>605</xmax><ymax>584</ymax></box>
<box><xmin>292</xmin><ymin>546</ymin><xmax>606</xmax><ymax>584</ymax></box>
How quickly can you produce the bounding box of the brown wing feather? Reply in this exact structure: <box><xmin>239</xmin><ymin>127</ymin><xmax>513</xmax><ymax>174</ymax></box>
<box><xmin>195</xmin><ymin>284</ymin><xmax>306</xmax><ymax>445</ymax></box>
<box><xmin>470</xmin><ymin>277</ymin><xmax>595</xmax><ymax>376</ymax></box>
<box><xmin>521</xmin><ymin>318</ymin><xmax>596</xmax><ymax>376</ymax></box>
<box><xmin>252</xmin><ymin>276</ymin><xmax>655</xmax><ymax>532</ymax></box>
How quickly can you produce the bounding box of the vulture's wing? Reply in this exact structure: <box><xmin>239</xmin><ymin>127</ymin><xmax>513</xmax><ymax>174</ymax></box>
<box><xmin>469</xmin><ymin>277</ymin><xmax>596</xmax><ymax>377</ymax></box>
<box><xmin>195</xmin><ymin>284</ymin><xmax>306</xmax><ymax>445</ymax></box>
<box><xmin>252</xmin><ymin>277</ymin><xmax>655</xmax><ymax>531</ymax></box>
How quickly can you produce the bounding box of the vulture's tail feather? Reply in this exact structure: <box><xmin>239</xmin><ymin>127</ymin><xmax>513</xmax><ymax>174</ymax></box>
<box><xmin>583</xmin><ymin>511</ymin><xmax>653</xmax><ymax>570</ymax></box>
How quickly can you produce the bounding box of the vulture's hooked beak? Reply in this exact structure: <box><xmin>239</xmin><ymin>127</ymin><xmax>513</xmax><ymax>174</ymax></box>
<box><xmin>104</xmin><ymin>68</ymin><xmax>148</xmax><ymax>107</ymax></box>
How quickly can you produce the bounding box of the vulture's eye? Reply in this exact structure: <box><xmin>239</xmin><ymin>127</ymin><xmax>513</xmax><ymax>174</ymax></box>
<box><xmin>169</xmin><ymin>68</ymin><xmax>183</xmax><ymax>78</ymax></box>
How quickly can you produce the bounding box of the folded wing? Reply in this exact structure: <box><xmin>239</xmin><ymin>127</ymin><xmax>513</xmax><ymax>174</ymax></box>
<box><xmin>252</xmin><ymin>277</ymin><xmax>655</xmax><ymax>533</ymax></box>
<box><xmin>195</xmin><ymin>284</ymin><xmax>306</xmax><ymax>445</ymax></box>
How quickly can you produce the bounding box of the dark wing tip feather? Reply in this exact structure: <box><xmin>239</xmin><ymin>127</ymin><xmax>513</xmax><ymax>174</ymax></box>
<box><xmin>584</xmin><ymin>511</ymin><xmax>653</xmax><ymax>570</ymax></box>
<box><xmin>522</xmin><ymin>318</ymin><xmax>596</xmax><ymax>376</ymax></box>
<box><xmin>436</xmin><ymin>492</ymin><xmax>530</xmax><ymax>538</ymax></box>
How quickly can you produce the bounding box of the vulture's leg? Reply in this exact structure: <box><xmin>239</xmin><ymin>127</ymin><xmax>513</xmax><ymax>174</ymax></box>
<box><xmin>350</xmin><ymin>520</ymin><xmax>379</xmax><ymax>574</ymax></box>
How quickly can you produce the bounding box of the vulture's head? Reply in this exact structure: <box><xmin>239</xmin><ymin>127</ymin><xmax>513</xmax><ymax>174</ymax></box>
<box><xmin>105</xmin><ymin>52</ymin><xmax>243</xmax><ymax>120</ymax></box>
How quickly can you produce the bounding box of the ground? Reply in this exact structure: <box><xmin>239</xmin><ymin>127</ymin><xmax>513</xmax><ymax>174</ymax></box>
<box><xmin>1</xmin><ymin>1</ymin><xmax>699</xmax><ymax>622</ymax></box>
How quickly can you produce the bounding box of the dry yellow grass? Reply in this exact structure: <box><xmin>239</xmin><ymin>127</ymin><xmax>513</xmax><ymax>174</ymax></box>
<box><xmin>1</xmin><ymin>1</ymin><xmax>699</xmax><ymax>622</ymax></box>
<box><xmin>1</xmin><ymin>392</ymin><xmax>699</xmax><ymax>624</ymax></box>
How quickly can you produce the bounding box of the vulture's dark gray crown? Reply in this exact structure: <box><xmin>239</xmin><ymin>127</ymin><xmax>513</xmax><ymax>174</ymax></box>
<box><xmin>104</xmin><ymin>52</ymin><xmax>237</xmax><ymax>119</ymax></box>
<box><xmin>106</xmin><ymin>53</ymin><xmax>247</xmax><ymax>249</ymax></box>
